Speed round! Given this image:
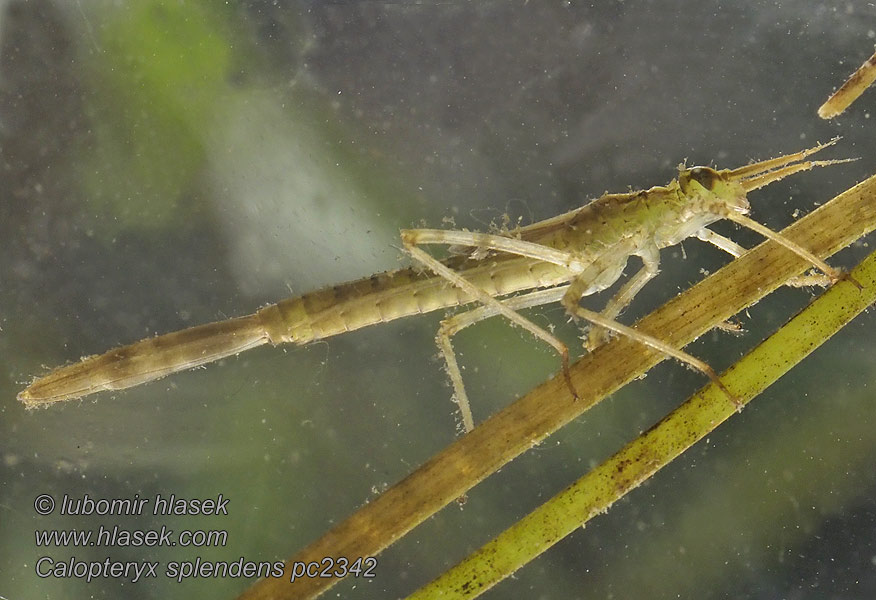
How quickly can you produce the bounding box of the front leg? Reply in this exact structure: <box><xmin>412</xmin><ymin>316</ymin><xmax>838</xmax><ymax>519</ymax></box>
<box><xmin>695</xmin><ymin>228</ymin><xmax>831</xmax><ymax>287</ymax></box>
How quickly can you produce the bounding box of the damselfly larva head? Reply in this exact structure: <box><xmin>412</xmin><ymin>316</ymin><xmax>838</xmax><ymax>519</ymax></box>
<box><xmin>650</xmin><ymin>166</ymin><xmax>751</xmax><ymax>249</ymax></box>
<box><xmin>677</xmin><ymin>166</ymin><xmax>750</xmax><ymax>215</ymax></box>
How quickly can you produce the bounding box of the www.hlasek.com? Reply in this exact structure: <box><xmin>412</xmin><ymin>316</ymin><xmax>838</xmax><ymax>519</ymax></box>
<box><xmin>32</xmin><ymin>492</ymin><xmax>377</xmax><ymax>584</ymax></box>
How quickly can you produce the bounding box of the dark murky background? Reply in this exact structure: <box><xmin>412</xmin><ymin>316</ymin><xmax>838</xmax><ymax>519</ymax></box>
<box><xmin>1</xmin><ymin>1</ymin><xmax>875</xmax><ymax>598</ymax></box>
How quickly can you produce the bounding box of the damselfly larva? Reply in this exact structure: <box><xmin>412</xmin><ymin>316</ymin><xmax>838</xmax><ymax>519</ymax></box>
<box><xmin>19</xmin><ymin>141</ymin><xmax>852</xmax><ymax>434</ymax></box>
<box><xmin>819</xmin><ymin>48</ymin><xmax>876</xmax><ymax>119</ymax></box>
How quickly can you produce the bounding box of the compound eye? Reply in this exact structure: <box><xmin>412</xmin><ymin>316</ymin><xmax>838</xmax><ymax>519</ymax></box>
<box><xmin>689</xmin><ymin>167</ymin><xmax>718</xmax><ymax>190</ymax></box>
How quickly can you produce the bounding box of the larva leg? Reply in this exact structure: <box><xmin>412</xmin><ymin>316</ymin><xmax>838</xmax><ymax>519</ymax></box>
<box><xmin>437</xmin><ymin>286</ymin><xmax>571</xmax><ymax>434</ymax></box>
<box><xmin>586</xmin><ymin>245</ymin><xmax>660</xmax><ymax>350</ymax></box>
<box><xmin>561</xmin><ymin>274</ymin><xmax>742</xmax><ymax>408</ymax></box>
<box><xmin>401</xmin><ymin>229</ymin><xmax>581</xmax><ymax>409</ymax></box>
<box><xmin>695</xmin><ymin>228</ymin><xmax>832</xmax><ymax>287</ymax></box>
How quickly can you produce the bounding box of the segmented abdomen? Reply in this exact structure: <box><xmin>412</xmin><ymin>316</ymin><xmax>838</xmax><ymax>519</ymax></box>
<box><xmin>258</xmin><ymin>257</ymin><xmax>573</xmax><ymax>344</ymax></box>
